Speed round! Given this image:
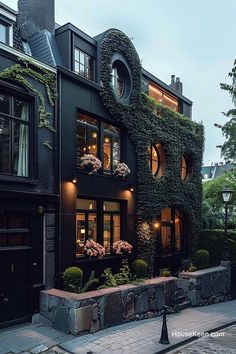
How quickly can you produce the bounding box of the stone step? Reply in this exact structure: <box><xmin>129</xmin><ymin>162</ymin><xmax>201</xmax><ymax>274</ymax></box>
<box><xmin>176</xmin><ymin>295</ymin><xmax>187</xmax><ymax>303</ymax></box>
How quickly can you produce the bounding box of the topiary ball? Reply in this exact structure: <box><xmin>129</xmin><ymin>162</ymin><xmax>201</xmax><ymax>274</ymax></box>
<box><xmin>189</xmin><ymin>266</ymin><xmax>197</xmax><ymax>272</ymax></box>
<box><xmin>63</xmin><ymin>266</ymin><xmax>83</xmax><ymax>292</ymax></box>
<box><xmin>131</xmin><ymin>259</ymin><xmax>148</xmax><ymax>278</ymax></box>
<box><xmin>194</xmin><ymin>249</ymin><xmax>209</xmax><ymax>270</ymax></box>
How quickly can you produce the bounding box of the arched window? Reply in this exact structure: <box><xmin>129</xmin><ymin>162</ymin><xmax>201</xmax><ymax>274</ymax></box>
<box><xmin>181</xmin><ymin>155</ymin><xmax>193</xmax><ymax>181</ymax></box>
<box><xmin>148</xmin><ymin>143</ymin><xmax>166</xmax><ymax>177</ymax></box>
<box><xmin>154</xmin><ymin>207</ymin><xmax>184</xmax><ymax>256</ymax></box>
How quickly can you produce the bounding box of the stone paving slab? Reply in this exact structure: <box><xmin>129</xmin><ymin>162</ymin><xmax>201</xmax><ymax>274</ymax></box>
<box><xmin>60</xmin><ymin>300</ymin><xmax>236</xmax><ymax>354</ymax></box>
<box><xmin>0</xmin><ymin>300</ymin><xmax>236</xmax><ymax>354</ymax></box>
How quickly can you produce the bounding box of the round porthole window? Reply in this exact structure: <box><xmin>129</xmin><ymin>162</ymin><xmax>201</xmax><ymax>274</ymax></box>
<box><xmin>181</xmin><ymin>155</ymin><xmax>193</xmax><ymax>181</ymax></box>
<box><xmin>111</xmin><ymin>59</ymin><xmax>132</xmax><ymax>102</ymax></box>
<box><xmin>148</xmin><ymin>143</ymin><xmax>166</xmax><ymax>178</ymax></box>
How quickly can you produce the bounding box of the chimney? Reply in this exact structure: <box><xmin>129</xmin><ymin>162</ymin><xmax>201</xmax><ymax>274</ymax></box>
<box><xmin>169</xmin><ymin>75</ymin><xmax>183</xmax><ymax>95</ymax></box>
<box><xmin>17</xmin><ymin>0</ymin><xmax>55</xmax><ymax>40</ymax></box>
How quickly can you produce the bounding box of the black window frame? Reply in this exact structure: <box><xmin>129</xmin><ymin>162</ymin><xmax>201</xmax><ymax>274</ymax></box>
<box><xmin>0</xmin><ymin>90</ymin><xmax>32</xmax><ymax>178</ymax></box>
<box><xmin>76</xmin><ymin>198</ymin><xmax>125</xmax><ymax>257</ymax></box>
<box><xmin>76</xmin><ymin>112</ymin><xmax>122</xmax><ymax>174</ymax></box>
<box><xmin>0</xmin><ymin>20</ymin><xmax>10</xmax><ymax>45</ymax></box>
<box><xmin>74</xmin><ymin>48</ymin><xmax>95</xmax><ymax>81</ymax></box>
<box><xmin>155</xmin><ymin>207</ymin><xmax>184</xmax><ymax>257</ymax></box>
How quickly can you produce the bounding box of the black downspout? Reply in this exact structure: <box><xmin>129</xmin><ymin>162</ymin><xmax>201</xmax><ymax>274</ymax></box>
<box><xmin>54</xmin><ymin>70</ymin><xmax>62</xmax><ymax>288</ymax></box>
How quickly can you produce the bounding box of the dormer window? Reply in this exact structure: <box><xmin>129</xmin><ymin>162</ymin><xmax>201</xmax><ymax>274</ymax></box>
<box><xmin>74</xmin><ymin>48</ymin><xmax>94</xmax><ymax>81</ymax></box>
<box><xmin>0</xmin><ymin>22</ymin><xmax>10</xmax><ymax>45</ymax></box>
<box><xmin>149</xmin><ymin>83</ymin><xmax>179</xmax><ymax>112</ymax></box>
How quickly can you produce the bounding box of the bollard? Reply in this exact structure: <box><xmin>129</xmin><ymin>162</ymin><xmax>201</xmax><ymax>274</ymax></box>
<box><xmin>159</xmin><ymin>306</ymin><xmax>170</xmax><ymax>345</ymax></box>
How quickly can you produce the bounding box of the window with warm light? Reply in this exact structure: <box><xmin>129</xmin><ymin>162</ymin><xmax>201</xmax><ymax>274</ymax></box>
<box><xmin>155</xmin><ymin>207</ymin><xmax>183</xmax><ymax>256</ymax></box>
<box><xmin>181</xmin><ymin>155</ymin><xmax>193</xmax><ymax>181</ymax></box>
<box><xmin>76</xmin><ymin>113</ymin><xmax>121</xmax><ymax>172</ymax></box>
<box><xmin>148</xmin><ymin>143</ymin><xmax>166</xmax><ymax>177</ymax></box>
<box><xmin>76</xmin><ymin>198</ymin><xmax>122</xmax><ymax>257</ymax></box>
<box><xmin>149</xmin><ymin>83</ymin><xmax>179</xmax><ymax>112</ymax></box>
<box><xmin>74</xmin><ymin>48</ymin><xmax>94</xmax><ymax>81</ymax></box>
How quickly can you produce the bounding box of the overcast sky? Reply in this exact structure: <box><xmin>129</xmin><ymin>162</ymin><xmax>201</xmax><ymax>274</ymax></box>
<box><xmin>4</xmin><ymin>0</ymin><xmax>236</xmax><ymax>165</ymax></box>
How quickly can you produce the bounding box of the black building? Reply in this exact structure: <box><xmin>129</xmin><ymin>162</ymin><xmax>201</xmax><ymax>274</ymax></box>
<box><xmin>0</xmin><ymin>0</ymin><xmax>204</xmax><ymax>326</ymax></box>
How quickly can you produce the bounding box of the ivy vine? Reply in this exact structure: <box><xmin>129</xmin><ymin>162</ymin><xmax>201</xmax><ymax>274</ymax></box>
<box><xmin>0</xmin><ymin>58</ymin><xmax>56</xmax><ymax>149</ymax></box>
<box><xmin>100</xmin><ymin>29</ymin><xmax>204</xmax><ymax>273</ymax></box>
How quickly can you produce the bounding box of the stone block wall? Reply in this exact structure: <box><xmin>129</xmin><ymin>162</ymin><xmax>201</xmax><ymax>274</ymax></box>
<box><xmin>39</xmin><ymin>277</ymin><xmax>179</xmax><ymax>335</ymax></box>
<box><xmin>178</xmin><ymin>262</ymin><xmax>231</xmax><ymax>306</ymax></box>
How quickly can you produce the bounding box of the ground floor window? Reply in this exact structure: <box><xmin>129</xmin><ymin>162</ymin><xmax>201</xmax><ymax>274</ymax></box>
<box><xmin>76</xmin><ymin>198</ymin><xmax>122</xmax><ymax>256</ymax></box>
<box><xmin>0</xmin><ymin>213</ymin><xmax>30</xmax><ymax>247</ymax></box>
<box><xmin>155</xmin><ymin>207</ymin><xmax>183</xmax><ymax>256</ymax></box>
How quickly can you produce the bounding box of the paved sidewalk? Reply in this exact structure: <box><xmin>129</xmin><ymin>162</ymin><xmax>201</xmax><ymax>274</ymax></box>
<box><xmin>0</xmin><ymin>300</ymin><xmax>236</xmax><ymax>354</ymax></box>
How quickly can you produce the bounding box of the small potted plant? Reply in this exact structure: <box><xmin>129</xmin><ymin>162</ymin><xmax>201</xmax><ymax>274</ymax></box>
<box><xmin>80</xmin><ymin>154</ymin><xmax>102</xmax><ymax>174</ymax></box>
<box><xmin>112</xmin><ymin>240</ymin><xmax>133</xmax><ymax>255</ymax></box>
<box><xmin>113</xmin><ymin>162</ymin><xmax>131</xmax><ymax>178</ymax></box>
<box><xmin>84</xmin><ymin>240</ymin><xmax>106</xmax><ymax>258</ymax></box>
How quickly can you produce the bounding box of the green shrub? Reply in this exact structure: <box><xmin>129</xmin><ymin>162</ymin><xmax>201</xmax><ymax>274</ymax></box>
<box><xmin>200</xmin><ymin>229</ymin><xmax>236</xmax><ymax>265</ymax></box>
<box><xmin>82</xmin><ymin>271</ymin><xmax>99</xmax><ymax>292</ymax></box>
<box><xmin>99</xmin><ymin>268</ymin><xmax>117</xmax><ymax>289</ymax></box>
<box><xmin>194</xmin><ymin>249</ymin><xmax>209</xmax><ymax>270</ymax></box>
<box><xmin>189</xmin><ymin>266</ymin><xmax>197</xmax><ymax>272</ymax></box>
<box><xmin>114</xmin><ymin>259</ymin><xmax>131</xmax><ymax>285</ymax></box>
<box><xmin>160</xmin><ymin>268</ymin><xmax>171</xmax><ymax>277</ymax></box>
<box><xmin>63</xmin><ymin>267</ymin><xmax>83</xmax><ymax>293</ymax></box>
<box><xmin>131</xmin><ymin>259</ymin><xmax>148</xmax><ymax>279</ymax></box>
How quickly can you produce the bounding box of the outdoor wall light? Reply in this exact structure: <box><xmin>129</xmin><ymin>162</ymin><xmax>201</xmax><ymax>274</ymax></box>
<box><xmin>72</xmin><ymin>176</ymin><xmax>77</xmax><ymax>184</ymax></box>
<box><xmin>129</xmin><ymin>185</ymin><xmax>134</xmax><ymax>192</ymax></box>
<box><xmin>38</xmin><ymin>206</ymin><xmax>44</xmax><ymax>214</ymax></box>
<box><xmin>153</xmin><ymin>221</ymin><xmax>160</xmax><ymax>229</ymax></box>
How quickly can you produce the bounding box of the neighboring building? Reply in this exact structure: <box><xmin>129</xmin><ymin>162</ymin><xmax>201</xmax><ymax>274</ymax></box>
<box><xmin>0</xmin><ymin>0</ymin><xmax>204</xmax><ymax>326</ymax></box>
<box><xmin>202</xmin><ymin>163</ymin><xmax>235</xmax><ymax>181</ymax></box>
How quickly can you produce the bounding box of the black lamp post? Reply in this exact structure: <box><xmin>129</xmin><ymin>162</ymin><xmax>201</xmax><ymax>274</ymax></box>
<box><xmin>221</xmin><ymin>187</ymin><xmax>234</xmax><ymax>261</ymax></box>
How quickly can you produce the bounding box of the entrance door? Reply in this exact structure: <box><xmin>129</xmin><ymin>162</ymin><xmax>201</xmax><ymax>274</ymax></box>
<box><xmin>0</xmin><ymin>212</ymin><xmax>31</xmax><ymax>324</ymax></box>
<box><xmin>0</xmin><ymin>250</ymin><xmax>30</xmax><ymax>324</ymax></box>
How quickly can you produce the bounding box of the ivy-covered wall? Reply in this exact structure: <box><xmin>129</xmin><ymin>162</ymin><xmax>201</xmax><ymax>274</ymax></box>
<box><xmin>99</xmin><ymin>29</ymin><xmax>204</xmax><ymax>274</ymax></box>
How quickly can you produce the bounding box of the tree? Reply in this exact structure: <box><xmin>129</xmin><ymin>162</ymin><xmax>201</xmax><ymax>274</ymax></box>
<box><xmin>220</xmin><ymin>61</ymin><xmax>236</xmax><ymax>162</ymax></box>
<box><xmin>202</xmin><ymin>169</ymin><xmax>236</xmax><ymax>229</ymax></box>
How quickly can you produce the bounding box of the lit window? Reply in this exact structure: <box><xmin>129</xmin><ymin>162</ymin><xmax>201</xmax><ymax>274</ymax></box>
<box><xmin>155</xmin><ymin>207</ymin><xmax>183</xmax><ymax>256</ymax></box>
<box><xmin>74</xmin><ymin>48</ymin><xmax>94</xmax><ymax>81</ymax></box>
<box><xmin>0</xmin><ymin>92</ymin><xmax>30</xmax><ymax>177</ymax></box>
<box><xmin>181</xmin><ymin>155</ymin><xmax>193</xmax><ymax>181</ymax></box>
<box><xmin>76</xmin><ymin>113</ymin><xmax>121</xmax><ymax>173</ymax></box>
<box><xmin>148</xmin><ymin>143</ymin><xmax>166</xmax><ymax>177</ymax></box>
<box><xmin>76</xmin><ymin>199</ymin><xmax>121</xmax><ymax>257</ymax></box>
<box><xmin>149</xmin><ymin>83</ymin><xmax>179</xmax><ymax>112</ymax></box>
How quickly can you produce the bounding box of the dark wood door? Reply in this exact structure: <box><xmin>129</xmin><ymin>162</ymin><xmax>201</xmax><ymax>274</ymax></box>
<box><xmin>0</xmin><ymin>249</ymin><xmax>30</xmax><ymax>323</ymax></box>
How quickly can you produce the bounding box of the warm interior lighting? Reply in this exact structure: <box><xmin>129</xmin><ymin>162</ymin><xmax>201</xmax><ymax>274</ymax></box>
<box><xmin>92</xmin><ymin>132</ymin><xmax>97</xmax><ymax>138</ymax></box>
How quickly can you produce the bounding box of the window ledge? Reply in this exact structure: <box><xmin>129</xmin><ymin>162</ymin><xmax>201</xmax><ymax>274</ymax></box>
<box><xmin>0</xmin><ymin>175</ymin><xmax>39</xmax><ymax>185</ymax></box>
<box><xmin>75</xmin><ymin>254</ymin><xmax>126</xmax><ymax>262</ymax></box>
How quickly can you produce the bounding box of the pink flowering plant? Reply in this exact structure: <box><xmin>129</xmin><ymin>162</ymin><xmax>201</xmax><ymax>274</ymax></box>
<box><xmin>80</xmin><ymin>154</ymin><xmax>102</xmax><ymax>174</ymax></box>
<box><xmin>113</xmin><ymin>162</ymin><xmax>131</xmax><ymax>178</ymax></box>
<box><xmin>84</xmin><ymin>240</ymin><xmax>106</xmax><ymax>258</ymax></box>
<box><xmin>113</xmin><ymin>240</ymin><xmax>133</xmax><ymax>255</ymax></box>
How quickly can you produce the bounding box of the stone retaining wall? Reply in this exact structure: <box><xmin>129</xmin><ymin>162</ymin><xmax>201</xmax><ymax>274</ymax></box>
<box><xmin>39</xmin><ymin>263</ymin><xmax>231</xmax><ymax>335</ymax></box>
<box><xmin>39</xmin><ymin>277</ymin><xmax>181</xmax><ymax>335</ymax></box>
<box><xmin>178</xmin><ymin>261</ymin><xmax>231</xmax><ymax>306</ymax></box>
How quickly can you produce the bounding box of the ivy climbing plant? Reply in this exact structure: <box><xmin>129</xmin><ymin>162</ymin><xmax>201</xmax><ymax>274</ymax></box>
<box><xmin>0</xmin><ymin>57</ymin><xmax>56</xmax><ymax>149</ymax></box>
<box><xmin>99</xmin><ymin>29</ymin><xmax>204</xmax><ymax>275</ymax></box>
